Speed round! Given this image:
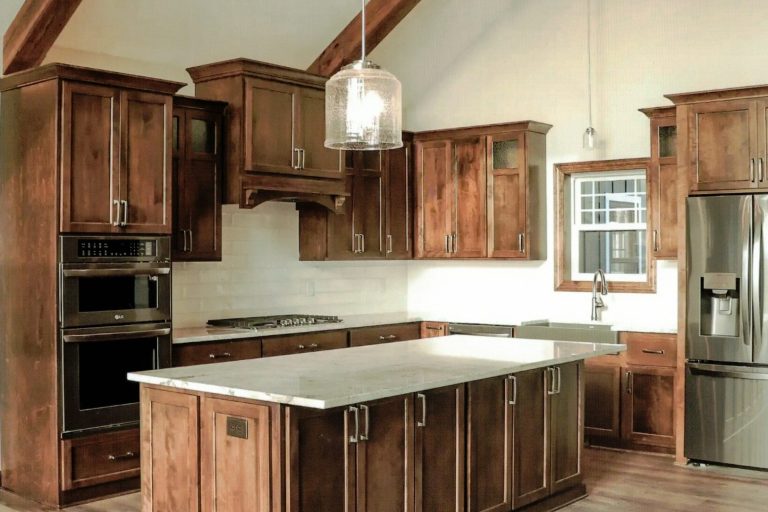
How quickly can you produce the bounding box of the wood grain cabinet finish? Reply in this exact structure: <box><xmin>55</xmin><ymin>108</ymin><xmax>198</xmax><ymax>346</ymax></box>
<box><xmin>61</xmin><ymin>82</ymin><xmax>174</xmax><ymax>234</ymax></box>
<box><xmin>261</xmin><ymin>330</ymin><xmax>347</xmax><ymax>357</ymax></box>
<box><xmin>172</xmin><ymin>96</ymin><xmax>226</xmax><ymax>261</ymax></box>
<box><xmin>60</xmin><ymin>429</ymin><xmax>140</xmax><ymax>491</ymax></box>
<box><xmin>549</xmin><ymin>363</ymin><xmax>583</xmax><ymax>495</ymax></box>
<box><xmin>173</xmin><ymin>338</ymin><xmax>262</xmax><ymax>367</ymax></box>
<box><xmin>621</xmin><ymin>365</ymin><xmax>675</xmax><ymax>450</ymax></box>
<box><xmin>583</xmin><ymin>364</ymin><xmax>621</xmax><ymax>441</ymax></box>
<box><xmin>348</xmin><ymin>322</ymin><xmax>421</xmax><ymax>347</ymax></box>
<box><xmin>414</xmin><ymin>122</ymin><xmax>550</xmax><ymax>260</ymax></box>
<box><xmin>420</xmin><ymin>321</ymin><xmax>448</xmax><ymax>338</ymax></box>
<box><xmin>187</xmin><ymin>59</ymin><xmax>345</xmax><ymax>207</ymax></box>
<box><xmin>298</xmin><ymin>136</ymin><xmax>413</xmax><ymax>261</ymax></box>
<box><xmin>641</xmin><ymin>106</ymin><xmax>678</xmax><ymax>259</ymax></box>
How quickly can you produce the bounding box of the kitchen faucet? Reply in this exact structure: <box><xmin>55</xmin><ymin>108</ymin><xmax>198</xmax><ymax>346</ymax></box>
<box><xmin>591</xmin><ymin>269</ymin><xmax>608</xmax><ymax>321</ymax></box>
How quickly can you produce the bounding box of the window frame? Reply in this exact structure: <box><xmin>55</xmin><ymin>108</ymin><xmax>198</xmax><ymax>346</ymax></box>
<box><xmin>555</xmin><ymin>158</ymin><xmax>656</xmax><ymax>293</ymax></box>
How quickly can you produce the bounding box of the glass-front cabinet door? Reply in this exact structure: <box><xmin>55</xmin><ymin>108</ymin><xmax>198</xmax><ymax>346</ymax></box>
<box><xmin>487</xmin><ymin>132</ymin><xmax>527</xmax><ymax>258</ymax></box>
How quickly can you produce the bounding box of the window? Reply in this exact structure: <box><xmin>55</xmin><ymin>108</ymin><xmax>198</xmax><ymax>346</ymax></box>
<box><xmin>555</xmin><ymin>158</ymin><xmax>656</xmax><ymax>293</ymax></box>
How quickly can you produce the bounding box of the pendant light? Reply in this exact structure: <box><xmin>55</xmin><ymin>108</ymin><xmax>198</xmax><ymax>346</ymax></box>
<box><xmin>583</xmin><ymin>0</ymin><xmax>596</xmax><ymax>150</ymax></box>
<box><xmin>325</xmin><ymin>0</ymin><xmax>403</xmax><ymax>150</ymax></box>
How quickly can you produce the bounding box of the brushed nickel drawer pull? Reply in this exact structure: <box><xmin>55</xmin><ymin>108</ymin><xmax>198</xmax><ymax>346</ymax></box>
<box><xmin>751</xmin><ymin>158</ymin><xmax>756</xmax><ymax>182</ymax></box>
<box><xmin>360</xmin><ymin>404</ymin><xmax>370</xmax><ymax>441</ymax></box>
<box><xmin>626</xmin><ymin>371</ymin><xmax>633</xmax><ymax>394</ymax></box>
<box><xmin>379</xmin><ymin>334</ymin><xmax>397</xmax><ymax>341</ymax></box>
<box><xmin>298</xmin><ymin>344</ymin><xmax>306</xmax><ymax>350</ymax></box>
<box><xmin>507</xmin><ymin>375</ymin><xmax>517</xmax><ymax>405</ymax></box>
<box><xmin>113</xmin><ymin>200</ymin><xmax>121</xmax><ymax>227</ymax></box>
<box><xmin>348</xmin><ymin>406</ymin><xmax>359</xmax><ymax>443</ymax></box>
<box><xmin>641</xmin><ymin>348</ymin><xmax>665</xmax><ymax>355</ymax></box>
<box><xmin>108</xmin><ymin>451</ymin><xmax>137</xmax><ymax>462</ymax></box>
<box><xmin>209</xmin><ymin>352</ymin><xmax>232</xmax><ymax>359</ymax></box>
<box><xmin>309</xmin><ymin>343</ymin><xmax>319</xmax><ymax>349</ymax></box>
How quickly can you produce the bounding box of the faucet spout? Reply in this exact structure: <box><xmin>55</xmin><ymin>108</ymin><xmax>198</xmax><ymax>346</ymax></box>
<box><xmin>591</xmin><ymin>269</ymin><xmax>608</xmax><ymax>321</ymax></box>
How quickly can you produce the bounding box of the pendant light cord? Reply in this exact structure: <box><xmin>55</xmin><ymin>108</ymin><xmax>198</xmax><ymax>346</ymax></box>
<box><xmin>586</xmin><ymin>0</ymin><xmax>593</xmax><ymax>128</ymax></box>
<box><xmin>361</xmin><ymin>0</ymin><xmax>366</xmax><ymax>61</ymax></box>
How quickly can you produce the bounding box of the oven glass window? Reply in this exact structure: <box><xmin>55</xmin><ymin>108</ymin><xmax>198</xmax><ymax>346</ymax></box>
<box><xmin>78</xmin><ymin>276</ymin><xmax>158</xmax><ymax>312</ymax></box>
<box><xmin>78</xmin><ymin>338</ymin><xmax>157</xmax><ymax>410</ymax></box>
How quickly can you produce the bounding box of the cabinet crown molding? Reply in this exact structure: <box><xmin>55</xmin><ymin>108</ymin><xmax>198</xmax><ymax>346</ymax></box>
<box><xmin>187</xmin><ymin>58</ymin><xmax>327</xmax><ymax>89</ymax></box>
<box><xmin>639</xmin><ymin>106</ymin><xmax>676</xmax><ymax>118</ymax></box>
<box><xmin>413</xmin><ymin>120</ymin><xmax>552</xmax><ymax>141</ymax></box>
<box><xmin>666</xmin><ymin>84</ymin><xmax>768</xmax><ymax>105</ymax></box>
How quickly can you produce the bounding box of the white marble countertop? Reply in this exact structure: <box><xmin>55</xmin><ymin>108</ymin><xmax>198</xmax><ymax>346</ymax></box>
<box><xmin>129</xmin><ymin>336</ymin><xmax>626</xmax><ymax>409</ymax></box>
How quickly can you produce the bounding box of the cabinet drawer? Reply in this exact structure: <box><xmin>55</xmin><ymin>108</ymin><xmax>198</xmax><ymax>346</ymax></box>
<box><xmin>622</xmin><ymin>332</ymin><xmax>677</xmax><ymax>367</ymax></box>
<box><xmin>262</xmin><ymin>330</ymin><xmax>347</xmax><ymax>357</ymax></box>
<box><xmin>61</xmin><ymin>429</ymin><xmax>140</xmax><ymax>490</ymax></box>
<box><xmin>173</xmin><ymin>338</ymin><xmax>262</xmax><ymax>366</ymax></box>
<box><xmin>349</xmin><ymin>323</ymin><xmax>421</xmax><ymax>347</ymax></box>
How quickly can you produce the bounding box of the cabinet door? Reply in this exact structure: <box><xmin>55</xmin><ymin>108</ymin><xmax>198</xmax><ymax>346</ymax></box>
<box><xmin>172</xmin><ymin>339</ymin><xmax>262</xmax><ymax>367</ymax></box>
<box><xmin>354</xmin><ymin>395</ymin><xmax>414</xmax><ymax>512</ymax></box>
<box><xmin>60</xmin><ymin>82</ymin><xmax>120</xmax><ymax>233</ymax></box>
<box><xmin>285</xmin><ymin>406</ymin><xmax>349</xmax><ymax>512</ymax></box>
<box><xmin>415</xmin><ymin>140</ymin><xmax>453</xmax><ymax>258</ymax></box>
<box><xmin>298</xmin><ymin>87</ymin><xmax>343</xmax><ymax>179</ymax></box>
<box><xmin>512</xmin><ymin>368</ymin><xmax>548</xmax><ymax>508</ymax></box>
<box><xmin>621</xmin><ymin>365</ymin><xmax>675</xmax><ymax>450</ymax></box>
<box><xmin>140</xmin><ymin>386</ymin><xmax>200</xmax><ymax>512</ymax></box>
<box><xmin>453</xmin><ymin>137</ymin><xmax>487</xmax><ymax>258</ymax></box>
<box><xmin>245</xmin><ymin>78</ymin><xmax>297</xmax><ymax>174</ymax></box>
<box><xmin>487</xmin><ymin>132</ymin><xmax>527</xmax><ymax>258</ymax></box>
<box><xmin>349</xmin><ymin>323</ymin><xmax>421</xmax><ymax>347</ymax></box>
<box><xmin>466</xmin><ymin>376</ymin><xmax>511</xmax><ymax>512</ymax></box>
<box><xmin>649</xmin><ymin>117</ymin><xmax>678</xmax><ymax>259</ymax></box>
<box><xmin>120</xmin><ymin>91</ymin><xmax>173</xmax><ymax>234</ymax></box>
<box><xmin>261</xmin><ymin>330</ymin><xmax>347</xmax><ymax>357</ymax></box>
<box><xmin>385</xmin><ymin>142</ymin><xmax>412</xmax><ymax>259</ymax></box>
<box><xmin>549</xmin><ymin>362</ymin><xmax>583</xmax><ymax>495</ymax></box>
<box><xmin>172</xmin><ymin>109</ymin><xmax>188</xmax><ymax>255</ymax></box>
<box><xmin>200</xmin><ymin>397</ymin><xmax>273</xmax><ymax>512</ymax></box>
<box><xmin>689</xmin><ymin>99</ymin><xmax>757</xmax><ymax>191</ymax></box>
<box><xmin>353</xmin><ymin>152</ymin><xmax>385</xmax><ymax>259</ymax></box>
<box><xmin>584</xmin><ymin>363</ymin><xmax>621</xmax><ymax>441</ymax></box>
<box><xmin>414</xmin><ymin>385</ymin><xmax>465</xmax><ymax>512</ymax></box>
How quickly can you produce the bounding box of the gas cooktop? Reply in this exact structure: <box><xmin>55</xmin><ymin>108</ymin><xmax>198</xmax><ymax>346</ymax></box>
<box><xmin>207</xmin><ymin>314</ymin><xmax>342</xmax><ymax>330</ymax></box>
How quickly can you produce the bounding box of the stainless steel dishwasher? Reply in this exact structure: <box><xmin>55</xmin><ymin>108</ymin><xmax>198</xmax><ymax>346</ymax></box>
<box><xmin>447</xmin><ymin>323</ymin><xmax>515</xmax><ymax>338</ymax></box>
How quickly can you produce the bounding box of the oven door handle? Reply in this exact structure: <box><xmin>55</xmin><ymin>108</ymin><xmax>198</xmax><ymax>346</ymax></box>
<box><xmin>62</xmin><ymin>266</ymin><xmax>171</xmax><ymax>277</ymax></box>
<box><xmin>63</xmin><ymin>327</ymin><xmax>171</xmax><ymax>343</ymax></box>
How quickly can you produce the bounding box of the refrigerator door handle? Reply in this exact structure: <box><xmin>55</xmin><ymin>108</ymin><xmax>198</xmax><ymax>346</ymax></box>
<box><xmin>688</xmin><ymin>362</ymin><xmax>768</xmax><ymax>381</ymax></box>
<box><xmin>752</xmin><ymin>198</ymin><xmax>761</xmax><ymax>351</ymax></box>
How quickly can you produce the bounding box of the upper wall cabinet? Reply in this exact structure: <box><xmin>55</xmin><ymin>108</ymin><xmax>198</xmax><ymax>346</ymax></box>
<box><xmin>172</xmin><ymin>96</ymin><xmax>227</xmax><ymax>261</ymax></box>
<box><xmin>640</xmin><ymin>106</ymin><xmax>678</xmax><ymax>260</ymax></box>
<box><xmin>187</xmin><ymin>59</ymin><xmax>345</xmax><ymax>210</ymax></box>
<box><xmin>413</xmin><ymin>122</ymin><xmax>550</xmax><ymax>260</ymax></box>
<box><xmin>666</xmin><ymin>85</ymin><xmax>768</xmax><ymax>193</ymax></box>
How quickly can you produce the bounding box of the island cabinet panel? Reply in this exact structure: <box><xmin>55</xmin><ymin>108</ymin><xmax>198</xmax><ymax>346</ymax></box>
<box><xmin>200</xmin><ymin>398</ymin><xmax>274</xmax><ymax>512</ymax></box>
<box><xmin>173</xmin><ymin>338</ymin><xmax>262</xmax><ymax>367</ymax></box>
<box><xmin>512</xmin><ymin>368</ymin><xmax>549</xmax><ymax>508</ymax></box>
<box><xmin>620</xmin><ymin>365</ymin><xmax>675</xmax><ymax>450</ymax></box>
<box><xmin>549</xmin><ymin>362</ymin><xmax>583</xmax><ymax>495</ymax></box>
<box><xmin>285</xmin><ymin>407</ymin><xmax>348</xmax><ymax>512</ymax></box>
<box><xmin>583</xmin><ymin>364</ymin><xmax>621</xmax><ymax>440</ymax></box>
<box><xmin>413</xmin><ymin>384</ymin><xmax>466</xmax><ymax>512</ymax></box>
<box><xmin>262</xmin><ymin>330</ymin><xmax>348</xmax><ymax>357</ymax></box>
<box><xmin>141</xmin><ymin>386</ymin><xmax>200</xmax><ymax>512</ymax></box>
<box><xmin>349</xmin><ymin>322</ymin><xmax>421</xmax><ymax>347</ymax></box>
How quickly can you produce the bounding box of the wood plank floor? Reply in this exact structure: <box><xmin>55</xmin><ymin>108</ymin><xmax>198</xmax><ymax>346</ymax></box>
<box><xmin>1</xmin><ymin>448</ymin><xmax>767</xmax><ymax>511</ymax></box>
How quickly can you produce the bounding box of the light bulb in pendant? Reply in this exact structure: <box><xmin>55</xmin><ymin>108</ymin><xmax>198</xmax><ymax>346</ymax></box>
<box><xmin>583</xmin><ymin>126</ymin><xmax>596</xmax><ymax>150</ymax></box>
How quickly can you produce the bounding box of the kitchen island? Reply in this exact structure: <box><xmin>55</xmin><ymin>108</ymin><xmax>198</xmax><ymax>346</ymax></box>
<box><xmin>129</xmin><ymin>335</ymin><xmax>625</xmax><ymax>512</ymax></box>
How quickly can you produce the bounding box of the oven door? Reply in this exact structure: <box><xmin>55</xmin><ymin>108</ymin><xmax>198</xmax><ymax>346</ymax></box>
<box><xmin>61</xmin><ymin>323</ymin><xmax>172</xmax><ymax>434</ymax></box>
<box><xmin>60</xmin><ymin>263</ymin><xmax>171</xmax><ymax>328</ymax></box>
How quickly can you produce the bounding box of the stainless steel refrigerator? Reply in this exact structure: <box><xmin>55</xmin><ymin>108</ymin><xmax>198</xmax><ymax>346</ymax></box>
<box><xmin>686</xmin><ymin>195</ymin><xmax>768</xmax><ymax>470</ymax></box>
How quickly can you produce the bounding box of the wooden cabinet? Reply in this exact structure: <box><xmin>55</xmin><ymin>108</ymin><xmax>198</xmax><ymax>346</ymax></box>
<box><xmin>60</xmin><ymin>429</ymin><xmax>140</xmax><ymax>491</ymax></box>
<box><xmin>420</xmin><ymin>321</ymin><xmax>448</xmax><ymax>338</ymax></box>
<box><xmin>188</xmin><ymin>59</ymin><xmax>345</xmax><ymax>209</ymax></box>
<box><xmin>172</xmin><ymin>338</ymin><xmax>262</xmax><ymax>367</ymax></box>
<box><xmin>549</xmin><ymin>363</ymin><xmax>583</xmax><ymax>495</ymax></box>
<box><xmin>172</xmin><ymin>96</ymin><xmax>226</xmax><ymax>261</ymax></box>
<box><xmin>61</xmin><ymin>82</ymin><xmax>175</xmax><ymax>234</ymax></box>
<box><xmin>349</xmin><ymin>322</ymin><xmax>421</xmax><ymax>347</ymax></box>
<box><xmin>641</xmin><ymin>106</ymin><xmax>678</xmax><ymax>259</ymax></box>
<box><xmin>512</xmin><ymin>368</ymin><xmax>549</xmax><ymax>508</ymax></box>
<box><xmin>584</xmin><ymin>332</ymin><xmax>676</xmax><ymax>453</ymax></box>
<box><xmin>261</xmin><ymin>330</ymin><xmax>347</xmax><ymax>357</ymax></box>
<box><xmin>414</xmin><ymin>122</ymin><xmax>550</xmax><ymax>260</ymax></box>
<box><xmin>298</xmin><ymin>135</ymin><xmax>413</xmax><ymax>261</ymax></box>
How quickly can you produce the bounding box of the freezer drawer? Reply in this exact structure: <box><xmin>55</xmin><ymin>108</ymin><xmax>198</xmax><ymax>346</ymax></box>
<box><xmin>685</xmin><ymin>363</ymin><xmax>768</xmax><ymax>469</ymax></box>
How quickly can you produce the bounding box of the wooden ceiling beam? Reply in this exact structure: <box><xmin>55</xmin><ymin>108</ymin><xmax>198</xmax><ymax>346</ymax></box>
<box><xmin>307</xmin><ymin>0</ymin><xmax>420</xmax><ymax>77</ymax></box>
<box><xmin>3</xmin><ymin>0</ymin><xmax>82</xmax><ymax>75</ymax></box>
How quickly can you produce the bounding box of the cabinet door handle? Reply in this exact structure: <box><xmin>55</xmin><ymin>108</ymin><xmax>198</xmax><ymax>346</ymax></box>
<box><xmin>309</xmin><ymin>343</ymin><xmax>319</xmax><ymax>350</ymax></box>
<box><xmin>626</xmin><ymin>371</ymin><xmax>633</xmax><ymax>394</ymax></box>
<box><xmin>297</xmin><ymin>344</ymin><xmax>306</xmax><ymax>350</ymax></box>
<box><xmin>417</xmin><ymin>393</ymin><xmax>427</xmax><ymax>427</ymax></box>
<box><xmin>348</xmin><ymin>406</ymin><xmax>359</xmax><ymax>443</ymax></box>
<box><xmin>641</xmin><ymin>348</ymin><xmax>665</xmax><ymax>355</ymax></box>
<box><xmin>180</xmin><ymin>230</ymin><xmax>188</xmax><ymax>252</ymax></box>
<box><xmin>360</xmin><ymin>404</ymin><xmax>370</xmax><ymax>441</ymax></box>
<box><xmin>556</xmin><ymin>366</ymin><xmax>562</xmax><ymax>394</ymax></box>
<box><xmin>547</xmin><ymin>367</ymin><xmax>557</xmax><ymax>395</ymax></box>
<box><xmin>120</xmin><ymin>200</ymin><xmax>128</xmax><ymax>227</ymax></box>
<box><xmin>379</xmin><ymin>334</ymin><xmax>398</xmax><ymax>341</ymax></box>
<box><xmin>507</xmin><ymin>375</ymin><xmax>517</xmax><ymax>405</ymax></box>
<box><xmin>209</xmin><ymin>352</ymin><xmax>232</xmax><ymax>359</ymax></box>
<box><xmin>751</xmin><ymin>158</ymin><xmax>756</xmax><ymax>182</ymax></box>
<box><xmin>652</xmin><ymin>229</ymin><xmax>659</xmax><ymax>252</ymax></box>
<box><xmin>386</xmin><ymin>234</ymin><xmax>393</xmax><ymax>254</ymax></box>
<box><xmin>760</xmin><ymin>157</ymin><xmax>765</xmax><ymax>182</ymax></box>
<box><xmin>451</xmin><ymin>233</ymin><xmax>458</xmax><ymax>254</ymax></box>
<box><xmin>113</xmin><ymin>200</ymin><xmax>121</xmax><ymax>227</ymax></box>
<box><xmin>294</xmin><ymin>148</ymin><xmax>301</xmax><ymax>169</ymax></box>
<box><xmin>360</xmin><ymin>234</ymin><xmax>365</xmax><ymax>253</ymax></box>
<box><xmin>445</xmin><ymin>234</ymin><xmax>451</xmax><ymax>254</ymax></box>
<box><xmin>187</xmin><ymin>229</ymin><xmax>193</xmax><ymax>252</ymax></box>
<box><xmin>518</xmin><ymin>233</ymin><xmax>526</xmax><ymax>252</ymax></box>
<box><xmin>301</xmin><ymin>148</ymin><xmax>306</xmax><ymax>169</ymax></box>
<box><xmin>108</xmin><ymin>451</ymin><xmax>138</xmax><ymax>462</ymax></box>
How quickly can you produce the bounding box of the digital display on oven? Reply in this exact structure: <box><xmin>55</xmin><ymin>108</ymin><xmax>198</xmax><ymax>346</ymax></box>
<box><xmin>77</xmin><ymin>239</ymin><xmax>157</xmax><ymax>258</ymax></box>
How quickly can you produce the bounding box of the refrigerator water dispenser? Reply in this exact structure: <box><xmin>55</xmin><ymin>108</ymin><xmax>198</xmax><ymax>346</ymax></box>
<box><xmin>700</xmin><ymin>273</ymin><xmax>739</xmax><ymax>337</ymax></box>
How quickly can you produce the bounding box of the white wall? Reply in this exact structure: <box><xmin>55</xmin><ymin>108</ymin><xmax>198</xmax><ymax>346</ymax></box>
<box><xmin>365</xmin><ymin>0</ymin><xmax>768</xmax><ymax>329</ymax></box>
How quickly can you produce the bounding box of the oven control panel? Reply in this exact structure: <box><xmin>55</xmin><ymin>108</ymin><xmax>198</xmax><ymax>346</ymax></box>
<box><xmin>77</xmin><ymin>239</ymin><xmax>157</xmax><ymax>258</ymax></box>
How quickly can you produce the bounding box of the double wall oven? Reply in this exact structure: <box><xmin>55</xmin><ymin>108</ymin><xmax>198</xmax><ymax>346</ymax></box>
<box><xmin>60</xmin><ymin>236</ymin><xmax>172</xmax><ymax>435</ymax></box>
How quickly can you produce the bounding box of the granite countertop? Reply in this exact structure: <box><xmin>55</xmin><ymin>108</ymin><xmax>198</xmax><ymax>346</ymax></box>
<box><xmin>129</xmin><ymin>335</ymin><xmax>626</xmax><ymax>409</ymax></box>
<box><xmin>172</xmin><ymin>312</ymin><xmax>676</xmax><ymax>344</ymax></box>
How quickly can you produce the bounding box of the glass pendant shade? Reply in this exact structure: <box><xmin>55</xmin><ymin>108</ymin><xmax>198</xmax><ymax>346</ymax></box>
<box><xmin>325</xmin><ymin>60</ymin><xmax>403</xmax><ymax>150</ymax></box>
<box><xmin>583</xmin><ymin>126</ymin><xmax>596</xmax><ymax>149</ymax></box>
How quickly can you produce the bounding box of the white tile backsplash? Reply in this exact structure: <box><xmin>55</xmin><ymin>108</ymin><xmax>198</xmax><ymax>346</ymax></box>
<box><xmin>172</xmin><ymin>203</ymin><xmax>409</xmax><ymax>327</ymax></box>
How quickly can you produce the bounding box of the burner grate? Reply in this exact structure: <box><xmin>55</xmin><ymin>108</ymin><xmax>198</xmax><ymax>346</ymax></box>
<box><xmin>207</xmin><ymin>314</ymin><xmax>342</xmax><ymax>329</ymax></box>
